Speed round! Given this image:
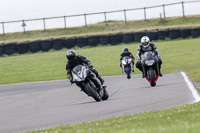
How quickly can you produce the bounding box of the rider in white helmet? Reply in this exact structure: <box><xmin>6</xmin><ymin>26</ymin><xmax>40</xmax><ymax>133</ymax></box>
<box><xmin>136</xmin><ymin>36</ymin><xmax>163</xmax><ymax>77</ymax></box>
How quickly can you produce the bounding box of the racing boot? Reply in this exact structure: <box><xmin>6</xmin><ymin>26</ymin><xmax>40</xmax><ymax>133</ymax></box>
<box><xmin>159</xmin><ymin>69</ymin><xmax>163</xmax><ymax>77</ymax></box>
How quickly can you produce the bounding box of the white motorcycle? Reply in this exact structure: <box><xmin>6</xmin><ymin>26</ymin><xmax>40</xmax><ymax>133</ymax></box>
<box><xmin>121</xmin><ymin>56</ymin><xmax>134</xmax><ymax>79</ymax></box>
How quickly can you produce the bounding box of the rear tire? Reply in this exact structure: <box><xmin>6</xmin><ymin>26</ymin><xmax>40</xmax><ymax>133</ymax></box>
<box><xmin>149</xmin><ymin>69</ymin><xmax>156</xmax><ymax>87</ymax></box>
<box><xmin>85</xmin><ymin>82</ymin><xmax>101</xmax><ymax>102</ymax></box>
<box><xmin>101</xmin><ymin>89</ymin><xmax>109</xmax><ymax>100</ymax></box>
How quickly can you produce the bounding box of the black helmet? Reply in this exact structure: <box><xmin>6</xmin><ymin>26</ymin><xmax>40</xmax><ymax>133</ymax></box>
<box><xmin>66</xmin><ymin>50</ymin><xmax>76</xmax><ymax>61</ymax></box>
<box><xmin>123</xmin><ymin>47</ymin><xmax>129</xmax><ymax>53</ymax></box>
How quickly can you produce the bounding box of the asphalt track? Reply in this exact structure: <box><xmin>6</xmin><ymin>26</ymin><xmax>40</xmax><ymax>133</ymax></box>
<box><xmin>0</xmin><ymin>72</ymin><xmax>199</xmax><ymax>133</ymax></box>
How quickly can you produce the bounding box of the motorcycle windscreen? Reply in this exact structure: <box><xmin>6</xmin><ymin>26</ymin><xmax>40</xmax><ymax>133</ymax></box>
<box><xmin>72</xmin><ymin>65</ymin><xmax>88</xmax><ymax>82</ymax></box>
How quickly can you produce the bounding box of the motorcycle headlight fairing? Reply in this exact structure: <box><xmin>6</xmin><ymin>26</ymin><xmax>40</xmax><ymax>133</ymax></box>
<box><xmin>145</xmin><ymin>60</ymin><xmax>155</xmax><ymax>66</ymax></box>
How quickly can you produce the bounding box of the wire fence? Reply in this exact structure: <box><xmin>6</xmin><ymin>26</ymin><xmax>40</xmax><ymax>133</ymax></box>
<box><xmin>1</xmin><ymin>0</ymin><xmax>200</xmax><ymax>35</ymax></box>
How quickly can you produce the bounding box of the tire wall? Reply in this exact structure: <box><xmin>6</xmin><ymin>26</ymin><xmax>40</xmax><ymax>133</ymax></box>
<box><xmin>1</xmin><ymin>27</ymin><xmax>200</xmax><ymax>56</ymax></box>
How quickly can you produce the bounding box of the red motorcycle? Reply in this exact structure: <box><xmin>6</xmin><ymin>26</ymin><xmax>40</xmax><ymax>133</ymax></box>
<box><xmin>141</xmin><ymin>51</ymin><xmax>159</xmax><ymax>87</ymax></box>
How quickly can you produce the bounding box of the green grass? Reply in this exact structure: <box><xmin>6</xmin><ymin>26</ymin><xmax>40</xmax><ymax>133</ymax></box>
<box><xmin>27</xmin><ymin>102</ymin><xmax>200</xmax><ymax>133</ymax></box>
<box><xmin>0</xmin><ymin>38</ymin><xmax>200</xmax><ymax>85</ymax></box>
<box><xmin>1</xmin><ymin>15</ymin><xmax>200</xmax><ymax>43</ymax></box>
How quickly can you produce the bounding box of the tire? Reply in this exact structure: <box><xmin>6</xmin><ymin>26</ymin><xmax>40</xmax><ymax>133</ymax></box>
<box><xmin>88</xmin><ymin>36</ymin><xmax>100</xmax><ymax>47</ymax></box>
<box><xmin>16</xmin><ymin>43</ymin><xmax>28</xmax><ymax>54</ymax></box>
<box><xmin>157</xmin><ymin>30</ymin><xmax>169</xmax><ymax>40</ymax></box>
<box><xmin>146</xmin><ymin>32</ymin><xmax>158</xmax><ymax>41</ymax></box>
<box><xmin>134</xmin><ymin>32</ymin><xmax>146</xmax><ymax>42</ymax></box>
<box><xmin>40</xmin><ymin>40</ymin><xmax>52</xmax><ymax>51</ymax></box>
<box><xmin>110</xmin><ymin>34</ymin><xmax>122</xmax><ymax>45</ymax></box>
<box><xmin>85</xmin><ymin>82</ymin><xmax>101</xmax><ymax>102</ymax></box>
<box><xmin>52</xmin><ymin>39</ymin><xmax>65</xmax><ymax>50</ymax></box>
<box><xmin>0</xmin><ymin>45</ymin><xmax>4</xmax><ymax>56</ymax></box>
<box><xmin>65</xmin><ymin>38</ymin><xmax>76</xmax><ymax>48</ymax></box>
<box><xmin>76</xmin><ymin>37</ymin><xmax>88</xmax><ymax>48</ymax></box>
<box><xmin>99</xmin><ymin>35</ymin><xmax>111</xmax><ymax>45</ymax></box>
<box><xmin>169</xmin><ymin>29</ymin><xmax>180</xmax><ymax>39</ymax></box>
<box><xmin>149</xmin><ymin>69</ymin><xmax>156</xmax><ymax>87</ymax></box>
<box><xmin>125</xmin><ymin>67</ymin><xmax>131</xmax><ymax>79</ymax></box>
<box><xmin>28</xmin><ymin>41</ymin><xmax>41</xmax><ymax>53</ymax></box>
<box><xmin>122</xmin><ymin>33</ymin><xmax>133</xmax><ymax>43</ymax></box>
<box><xmin>191</xmin><ymin>28</ymin><xmax>200</xmax><ymax>38</ymax></box>
<box><xmin>4</xmin><ymin>43</ymin><xmax>16</xmax><ymax>55</ymax></box>
<box><xmin>180</xmin><ymin>28</ymin><xmax>191</xmax><ymax>38</ymax></box>
<box><xmin>101</xmin><ymin>89</ymin><xmax>109</xmax><ymax>100</ymax></box>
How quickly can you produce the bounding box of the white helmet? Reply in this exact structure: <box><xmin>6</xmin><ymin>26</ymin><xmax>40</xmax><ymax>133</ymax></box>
<box><xmin>141</xmin><ymin>36</ymin><xmax>150</xmax><ymax>48</ymax></box>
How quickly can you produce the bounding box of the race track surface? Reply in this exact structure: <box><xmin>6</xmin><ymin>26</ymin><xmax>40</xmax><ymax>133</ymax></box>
<box><xmin>0</xmin><ymin>72</ymin><xmax>199</xmax><ymax>133</ymax></box>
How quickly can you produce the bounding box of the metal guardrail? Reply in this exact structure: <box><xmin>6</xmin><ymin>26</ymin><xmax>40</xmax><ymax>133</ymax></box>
<box><xmin>1</xmin><ymin>1</ymin><xmax>200</xmax><ymax>35</ymax></box>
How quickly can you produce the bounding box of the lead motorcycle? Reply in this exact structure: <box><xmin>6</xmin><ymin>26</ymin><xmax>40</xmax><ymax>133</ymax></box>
<box><xmin>72</xmin><ymin>65</ymin><xmax>109</xmax><ymax>102</ymax></box>
<box><xmin>141</xmin><ymin>51</ymin><xmax>159</xmax><ymax>87</ymax></box>
<box><xmin>121</xmin><ymin>56</ymin><xmax>133</xmax><ymax>79</ymax></box>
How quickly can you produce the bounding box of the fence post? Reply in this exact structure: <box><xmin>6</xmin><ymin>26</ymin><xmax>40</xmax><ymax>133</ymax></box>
<box><xmin>22</xmin><ymin>20</ymin><xmax>26</xmax><ymax>33</ymax></box>
<box><xmin>144</xmin><ymin>7</ymin><xmax>147</xmax><ymax>20</ymax></box>
<box><xmin>182</xmin><ymin>1</ymin><xmax>185</xmax><ymax>17</ymax></box>
<box><xmin>43</xmin><ymin>18</ymin><xmax>46</xmax><ymax>31</ymax></box>
<box><xmin>163</xmin><ymin>4</ymin><xmax>166</xmax><ymax>18</ymax></box>
<box><xmin>2</xmin><ymin>22</ymin><xmax>5</xmax><ymax>35</ymax></box>
<box><xmin>124</xmin><ymin>10</ymin><xmax>127</xmax><ymax>23</ymax></box>
<box><xmin>64</xmin><ymin>16</ymin><xmax>67</xmax><ymax>29</ymax></box>
<box><xmin>104</xmin><ymin>12</ymin><xmax>107</xmax><ymax>25</ymax></box>
<box><xmin>84</xmin><ymin>14</ymin><xmax>87</xmax><ymax>27</ymax></box>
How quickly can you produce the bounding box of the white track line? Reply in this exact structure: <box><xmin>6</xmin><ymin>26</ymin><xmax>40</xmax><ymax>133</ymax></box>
<box><xmin>181</xmin><ymin>72</ymin><xmax>200</xmax><ymax>103</ymax></box>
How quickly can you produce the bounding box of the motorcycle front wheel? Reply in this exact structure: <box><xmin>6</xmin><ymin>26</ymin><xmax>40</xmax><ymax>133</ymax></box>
<box><xmin>149</xmin><ymin>69</ymin><xmax>156</xmax><ymax>87</ymax></box>
<box><xmin>85</xmin><ymin>82</ymin><xmax>101</xmax><ymax>102</ymax></box>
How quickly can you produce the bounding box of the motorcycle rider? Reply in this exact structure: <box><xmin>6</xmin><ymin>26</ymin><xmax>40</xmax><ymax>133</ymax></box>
<box><xmin>66</xmin><ymin>50</ymin><xmax>105</xmax><ymax>93</ymax></box>
<box><xmin>120</xmin><ymin>47</ymin><xmax>135</xmax><ymax>72</ymax></box>
<box><xmin>136</xmin><ymin>36</ymin><xmax>163</xmax><ymax>77</ymax></box>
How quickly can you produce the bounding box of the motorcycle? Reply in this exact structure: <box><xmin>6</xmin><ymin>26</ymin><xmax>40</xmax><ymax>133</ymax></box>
<box><xmin>72</xmin><ymin>65</ymin><xmax>109</xmax><ymax>102</ymax></box>
<box><xmin>121</xmin><ymin>56</ymin><xmax>133</xmax><ymax>79</ymax></box>
<box><xmin>141</xmin><ymin>51</ymin><xmax>159</xmax><ymax>87</ymax></box>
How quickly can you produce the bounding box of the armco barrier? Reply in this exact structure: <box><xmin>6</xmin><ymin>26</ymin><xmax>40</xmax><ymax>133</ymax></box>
<box><xmin>146</xmin><ymin>32</ymin><xmax>158</xmax><ymax>41</ymax></box>
<box><xmin>157</xmin><ymin>30</ymin><xmax>169</xmax><ymax>40</ymax></box>
<box><xmin>0</xmin><ymin>45</ymin><xmax>3</xmax><ymax>56</ymax></box>
<box><xmin>28</xmin><ymin>41</ymin><xmax>41</xmax><ymax>53</ymax></box>
<box><xmin>76</xmin><ymin>37</ymin><xmax>88</xmax><ymax>48</ymax></box>
<box><xmin>1</xmin><ymin>27</ymin><xmax>200</xmax><ymax>57</ymax></box>
<box><xmin>169</xmin><ymin>29</ymin><xmax>181</xmax><ymax>39</ymax></box>
<box><xmin>134</xmin><ymin>32</ymin><xmax>146</xmax><ymax>42</ymax></box>
<box><xmin>122</xmin><ymin>33</ymin><xmax>134</xmax><ymax>43</ymax></box>
<box><xmin>88</xmin><ymin>36</ymin><xmax>100</xmax><ymax>47</ymax></box>
<box><xmin>52</xmin><ymin>39</ymin><xmax>65</xmax><ymax>50</ymax></box>
<box><xmin>191</xmin><ymin>28</ymin><xmax>200</xmax><ymax>38</ymax></box>
<box><xmin>65</xmin><ymin>38</ymin><xmax>76</xmax><ymax>48</ymax></box>
<box><xmin>16</xmin><ymin>43</ymin><xmax>28</xmax><ymax>54</ymax></box>
<box><xmin>180</xmin><ymin>29</ymin><xmax>191</xmax><ymax>38</ymax></box>
<box><xmin>99</xmin><ymin>35</ymin><xmax>111</xmax><ymax>45</ymax></box>
<box><xmin>4</xmin><ymin>43</ymin><xmax>16</xmax><ymax>55</ymax></box>
<box><xmin>40</xmin><ymin>40</ymin><xmax>52</xmax><ymax>51</ymax></box>
<box><xmin>110</xmin><ymin>34</ymin><xmax>122</xmax><ymax>45</ymax></box>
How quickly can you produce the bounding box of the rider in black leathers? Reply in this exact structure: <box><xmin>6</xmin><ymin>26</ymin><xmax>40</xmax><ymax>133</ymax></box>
<box><xmin>65</xmin><ymin>50</ymin><xmax>105</xmax><ymax>93</ymax></box>
<box><xmin>136</xmin><ymin>36</ymin><xmax>163</xmax><ymax>77</ymax></box>
<box><xmin>120</xmin><ymin>48</ymin><xmax>135</xmax><ymax>72</ymax></box>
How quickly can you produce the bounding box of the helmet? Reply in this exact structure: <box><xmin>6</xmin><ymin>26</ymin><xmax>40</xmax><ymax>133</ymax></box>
<box><xmin>123</xmin><ymin>47</ymin><xmax>129</xmax><ymax>53</ymax></box>
<box><xmin>141</xmin><ymin>36</ymin><xmax>150</xmax><ymax>48</ymax></box>
<box><xmin>66</xmin><ymin>50</ymin><xmax>76</xmax><ymax>61</ymax></box>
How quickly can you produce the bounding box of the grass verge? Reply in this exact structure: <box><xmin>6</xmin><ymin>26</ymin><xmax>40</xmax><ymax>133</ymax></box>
<box><xmin>0</xmin><ymin>15</ymin><xmax>200</xmax><ymax>43</ymax></box>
